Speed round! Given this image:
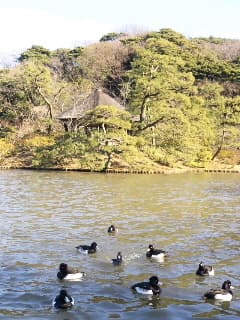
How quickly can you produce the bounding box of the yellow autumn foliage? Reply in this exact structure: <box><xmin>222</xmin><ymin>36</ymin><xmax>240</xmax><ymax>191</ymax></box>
<box><xmin>24</xmin><ymin>135</ymin><xmax>55</xmax><ymax>148</ymax></box>
<box><xmin>0</xmin><ymin>139</ymin><xmax>14</xmax><ymax>156</ymax></box>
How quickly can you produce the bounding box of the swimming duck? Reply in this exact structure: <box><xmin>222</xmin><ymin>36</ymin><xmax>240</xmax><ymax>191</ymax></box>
<box><xmin>146</xmin><ymin>244</ymin><xmax>168</xmax><ymax>260</ymax></box>
<box><xmin>112</xmin><ymin>252</ymin><xmax>123</xmax><ymax>266</ymax></box>
<box><xmin>204</xmin><ymin>280</ymin><xmax>234</xmax><ymax>301</ymax></box>
<box><xmin>76</xmin><ymin>242</ymin><xmax>97</xmax><ymax>254</ymax></box>
<box><xmin>57</xmin><ymin>263</ymin><xmax>85</xmax><ymax>281</ymax></box>
<box><xmin>131</xmin><ymin>276</ymin><xmax>162</xmax><ymax>295</ymax></box>
<box><xmin>52</xmin><ymin>289</ymin><xmax>74</xmax><ymax>309</ymax></box>
<box><xmin>196</xmin><ymin>261</ymin><xmax>214</xmax><ymax>276</ymax></box>
<box><xmin>108</xmin><ymin>225</ymin><xmax>118</xmax><ymax>233</ymax></box>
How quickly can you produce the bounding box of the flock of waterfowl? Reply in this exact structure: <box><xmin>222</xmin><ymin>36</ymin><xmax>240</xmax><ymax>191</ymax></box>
<box><xmin>53</xmin><ymin>224</ymin><xmax>234</xmax><ymax>309</ymax></box>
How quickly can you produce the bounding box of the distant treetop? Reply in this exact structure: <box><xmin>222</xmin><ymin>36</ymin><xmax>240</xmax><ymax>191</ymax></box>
<box><xmin>18</xmin><ymin>45</ymin><xmax>51</xmax><ymax>62</ymax></box>
<box><xmin>99</xmin><ymin>32</ymin><xmax>127</xmax><ymax>42</ymax></box>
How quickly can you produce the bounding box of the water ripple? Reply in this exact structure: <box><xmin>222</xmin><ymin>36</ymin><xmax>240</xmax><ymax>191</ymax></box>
<box><xmin>0</xmin><ymin>170</ymin><xmax>239</xmax><ymax>319</ymax></box>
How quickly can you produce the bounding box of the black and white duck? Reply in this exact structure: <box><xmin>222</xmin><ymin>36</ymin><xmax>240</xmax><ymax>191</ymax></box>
<box><xmin>57</xmin><ymin>263</ymin><xmax>85</xmax><ymax>281</ymax></box>
<box><xmin>76</xmin><ymin>242</ymin><xmax>97</xmax><ymax>254</ymax></box>
<box><xmin>146</xmin><ymin>244</ymin><xmax>168</xmax><ymax>260</ymax></box>
<box><xmin>131</xmin><ymin>276</ymin><xmax>162</xmax><ymax>295</ymax></box>
<box><xmin>108</xmin><ymin>225</ymin><xmax>118</xmax><ymax>233</ymax></box>
<box><xmin>204</xmin><ymin>280</ymin><xmax>234</xmax><ymax>301</ymax></box>
<box><xmin>112</xmin><ymin>252</ymin><xmax>123</xmax><ymax>266</ymax></box>
<box><xmin>52</xmin><ymin>289</ymin><xmax>74</xmax><ymax>309</ymax></box>
<box><xmin>196</xmin><ymin>261</ymin><xmax>214</xmax><ymax>276</ymax></box>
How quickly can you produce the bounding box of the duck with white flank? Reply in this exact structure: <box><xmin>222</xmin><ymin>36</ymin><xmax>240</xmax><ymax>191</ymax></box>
<box><xmin>52</xmin><ymin>289</ymin><xmax>74</xmax><ymax>309</ymax></box>
<box><xmin>131</xmin><ymin>276</ymin><xmax>162</xmax><ymax>295</ymax></box>
<box><xmin>108</xmin><ymin>225</ymin><xmax>118</xmax><ymax>233</ymax></box>
<box><xmin>76</xmin><ymin>242</ymin><xmax>97</xmax><ymax>254</ymax></box>
<box><xmin>146</xmin><ymin>244</ymin><xmax>168</xmax><ymax>260</ymax></box>
<box><xmin>112</xmin><ymin>252</ymin><xmax>123</xmax><ymax>266</ymax></box>
<box><xmin>204</xmin><ymin>280</ymin><xmax>234</xmax><ymax>301</ymax></box>
<box><xmin>57</xmin><ymin>263</ymin><xmax>85</xmax><ymax>281</ymax></box>
<box><xmin>196</xmin><ymin>261</ymin><xmax>214</xmax><ymax>276</ymax></box>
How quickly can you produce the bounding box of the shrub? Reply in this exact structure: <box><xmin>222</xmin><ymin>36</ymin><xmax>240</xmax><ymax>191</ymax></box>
<box><xmin>24</xmin><ymin>135</ymin><xmax>55</xmax><ymax>148</ymax></box>
<box><xmin>0</xmin><ymin>139</ymin><xmax>14</xmax><ymax>157</ymax></box>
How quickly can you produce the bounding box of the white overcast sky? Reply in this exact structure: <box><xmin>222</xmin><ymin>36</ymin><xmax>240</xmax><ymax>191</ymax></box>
<box><xmin>0</xmin><ymin>0</ymin><xmax>239</xmax><ymax>64</ymax></box>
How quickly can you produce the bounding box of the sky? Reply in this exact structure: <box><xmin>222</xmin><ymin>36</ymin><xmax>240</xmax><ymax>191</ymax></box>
<box><xmin>0</xmin><ymin>0</ymin><xmax>240</xmax><ymax>65</ymax></box>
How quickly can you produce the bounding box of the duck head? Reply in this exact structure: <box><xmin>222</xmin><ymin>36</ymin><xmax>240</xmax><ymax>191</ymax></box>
<box><xmin>222</xmin><ymin>280</ymin><xmax>234</xmax><ymax>292</ymax></box>
<box><xmin>148</xmin><ymin>244</ymin><xmax>154</xmax><ymax>252</ymax></box>
<box><xmin>116</xmin><ymin>252</ymin><xmax>122</xmax><ymax>261</ymax></box>
<box><xmin>59</xmin><ymin>263</ymin><xmax>68</xmax><ymax>275</ymax></box>
<box><xmin>91</xmin><ymin>242</ymin><xmax>97</xmax><ymax>249</ymax></box>
<box><xmin>60</xmin><ymin>289</ymin><xmax>68</xmax><ymax>297</ymax></box>
<box><xmin>149</xmin><ymin>276</ymin><xmax>159</xmax><ymax>286</ymax></box>
<box><xmin>108</xmin><ymin>225</ymin><xmax>116</xmax><ymax>232</ymax></box>
<box><xmin>198</xmin><ymin>261</ymin><xmax>205</xmax><ymax>271</ymax></box>
<box><xmin>149</xmin><ymin>276</ymin><xmax>161</xmax><ymax>295</ymax></box>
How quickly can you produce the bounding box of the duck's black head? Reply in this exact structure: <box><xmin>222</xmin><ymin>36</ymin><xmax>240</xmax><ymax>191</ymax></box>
<box><xmin>149</xmin><ymin>276</ymin><xmax>161</xmax><ymax>295</ymax></box>
<box><xmin>59</xmin><ymin>289</ymin><xmax>68</xmax><ymax>297</ymax></box>
<box><xmin>117</xmin><ymin>252</ymin><xmax>122</xmax><ymax>261</ymax></box>
<box><xmin>59</xmin><ymin>263</ymin><xmax>68</xmax><ymax>273</ymax></box>
<box><xmin>149</xmin><ymin>276</ymin><xmax>159</xmax><ymax>286</ymax></box>
<box><xmin>222</xmin><ymin>280</ymin><xmax>233</xmax><ymax>292</ymax></box>
<box><xmin>148</xmin><ymin>244</ymin><xmax>154</xmax><ymax>251</ymax></box>
<box><xmin>108</xmin><ymin>225</ymin><xmax>116</xmax><ymax>232</ymax></box>
<box><xmin>91</xmin><ymin>242</ymin><xmax>97</xmax><ymax>249</ymax></box>
<box><xmin>198</xmin><ymin>261</ymin><xmax>205</xmax><ymax>270</ymax></box>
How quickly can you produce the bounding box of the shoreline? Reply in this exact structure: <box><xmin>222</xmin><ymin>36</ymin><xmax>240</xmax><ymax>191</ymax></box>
<box><xmin>0</xmin><ymin>166</ymin><xmax>239</xmax><ymax>174</ymax></box>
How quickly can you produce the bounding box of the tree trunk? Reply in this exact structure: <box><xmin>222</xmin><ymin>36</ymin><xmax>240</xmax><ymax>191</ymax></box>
<box><xmin>36</xmin><ymin>87</ymin><xmax>54</xmax><ymax>134</ymax></box>
<box><xmin>63</xmin><ymin>122</ymin><xmax>69</xmax><ymax>132</ymax></box>
<box><xmin>103</xmin><ymin>151</ymin><xmax>112</xmax><ymax>171</ymax></box>
<box><xmin>140</xmin><ymin>96</ymin><xmax>148</xmax><ymax>122</ymax></box>
<box><xmin>151</xmin><ymin>126</ymin><xmax>156</xmax><ymax>146</ymax></box>
<box><xmin>211</xmin><ymin>126</ymin><xmax>226</xmax><ymax>160</ymax></box>
<box><xmin>102</xmin><ymin>123</ymin><xmax>106</xmax><ymax>134</ymax></box>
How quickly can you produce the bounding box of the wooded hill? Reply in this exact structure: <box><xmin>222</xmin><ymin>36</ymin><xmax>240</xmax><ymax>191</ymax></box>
<box><xmin>0</xmin><ymin>29</ymin><xmax>240</xmax><ymax>172</ymax></box>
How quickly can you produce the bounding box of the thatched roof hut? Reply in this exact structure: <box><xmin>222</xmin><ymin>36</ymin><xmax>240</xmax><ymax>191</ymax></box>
<box><xmin>56</xmin><ymin>88</ymin><xmax>125</xmax><ymax>132</ymax></box>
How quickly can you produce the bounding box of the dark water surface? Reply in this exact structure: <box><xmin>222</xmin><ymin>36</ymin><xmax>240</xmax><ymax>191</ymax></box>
<box><xmin>0</xmin><ymin>170</ymin><xmax>240</xmax><ymax>319</ymax></box>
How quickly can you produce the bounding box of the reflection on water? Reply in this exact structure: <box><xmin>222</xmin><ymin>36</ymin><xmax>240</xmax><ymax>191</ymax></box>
<box><xmin>0</xmin><ymin>170</ymin><xmax>240</xmax><ymax>319</ymax></box>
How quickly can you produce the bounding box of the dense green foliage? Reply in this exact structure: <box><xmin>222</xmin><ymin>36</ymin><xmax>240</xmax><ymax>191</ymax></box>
<box><xmin>0</xmin><ymin>28</ymin><xmax>240</xmax><ymax>170</ymax></box>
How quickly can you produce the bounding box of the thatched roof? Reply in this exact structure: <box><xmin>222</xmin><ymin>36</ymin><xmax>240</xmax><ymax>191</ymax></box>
<box><xmin>56</xmin><ymin>89</ymin><xmax>125</xmax><ymax>121</ymax></box>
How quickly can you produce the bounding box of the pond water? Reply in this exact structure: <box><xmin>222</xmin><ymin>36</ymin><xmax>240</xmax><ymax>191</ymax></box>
<box><xmin>0</xmin><ymin>170</ymin><xmax>240</xmax><ymax>320</ymax></box>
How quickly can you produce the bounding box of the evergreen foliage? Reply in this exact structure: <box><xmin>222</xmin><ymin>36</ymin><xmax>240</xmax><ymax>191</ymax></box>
<box><xmin>1</xmin><ymin>28</ymin><xmax>240</xmax><ymax>170</ymax></box>
<box><xmin>18</xmin><ymin>45</ymin><xmax>51</xmax><ymax>63</ymax></box>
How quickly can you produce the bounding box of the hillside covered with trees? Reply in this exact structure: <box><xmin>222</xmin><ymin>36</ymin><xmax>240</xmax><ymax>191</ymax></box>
<box><xmin>0</xmin><ymin>29</ymin><xmax>240</xmax><ymax>172</ymax></box>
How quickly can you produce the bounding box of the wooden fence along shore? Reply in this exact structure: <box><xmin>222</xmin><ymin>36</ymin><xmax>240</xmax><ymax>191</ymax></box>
<box><xmin>0</xmin><ymin>166</ymin><xmax>239</xmax><ymax>174</ymax></box>
<box><xmin>105</xmin><ymin>169</ymin><xmax>240</xmax><ymax>174</ymax></box>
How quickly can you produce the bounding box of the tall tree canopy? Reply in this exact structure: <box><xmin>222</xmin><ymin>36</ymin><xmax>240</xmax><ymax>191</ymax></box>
<box><xmin>1</xmin><ymin>28</ymin><xmax>240</xmax><ymax>168</ymax></box>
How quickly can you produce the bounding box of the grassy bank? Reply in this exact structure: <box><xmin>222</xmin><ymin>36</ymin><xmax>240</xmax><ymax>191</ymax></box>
<box><xmin>0</xmin><ymin>134</ymin><xmax>239</xmax><ymax>174</ymax></box>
